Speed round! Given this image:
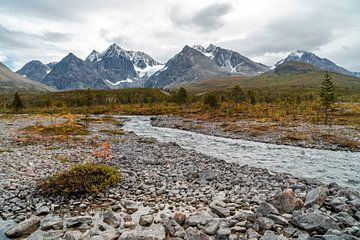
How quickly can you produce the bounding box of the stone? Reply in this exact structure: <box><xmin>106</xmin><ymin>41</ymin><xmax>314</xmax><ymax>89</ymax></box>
<box><xmin>292</xmin><ymin>211</ymin><xmax>340</xmax><ymax>234</ymax></box>
<box><xmin>267</xmin><ymin>214</ymin><xmax>289</xmax><ymax>226</ymax></box>
<box><xmin>120</xmin><ymin>224</ymin><xmax>166</xmax><ymax>240</ymax></box>
<box><xmin>304</xmin><ymin>187</ymin><xmax>329</xmax><ymax>207</ymax></box>
<box><xmin>186</xmin><ymin>211</ymin><xmax>213</xmax><ymax>226</ymax></box>
<box><xmin>210</xmin><ymin>200</ymin><xmax>230</xmax><ymax>218</ymax></box>
<box><xmin>40</xmin><ymin>220</ymin><xmax>64</xmax><ymax>231</ymax></box>
<box><xmin>234</xmin><ymin>210</ymin><xmax>256</xmax><ymax>222</ymax></box>
<box><xmin>123</xmin><ymin>222</ymin><xmax>136</xmax><ymax>228</ymax></box>
<box><xmin>103</xmin><ymin>210</ymin><xmax>120</xmax><ymax>228</ymax></box>
<box><xmin>36</xmin><ymin>205</ymin><xmax>50</xmax><ymax>216</ymax></box>
<box><xmin>273</xmin><ymin>189</ymin><xmax>303</xmax><ymax>213</ymax></box>
<box><xmin>231</xmin><ymin>226</ymin><xmax>246</xmax><ymax>233</ymax></box>
<box><xmin>256</xmin><ymin>202</ymin><xmax>279</xmax><ymax>217</ymax></box>
<box><xmin>5</xmin><ymin>216</ymin><xmax>41</xmax><ymax>238</ymax></box>
<box><xmin>174</xmin><ymin>212</ymin><xmax>186</xmax><ymax>225</ymax></box>
<box><xmin>259</xmin><ymin>230</ymin><xmax>287</xmax><ymax>240</ymax></box>
<box><xmin>215</xmin><ymin>227</ymin><xmax>231</xmax><ymax>240</ymax></box>
<box><xmin>64</xmin><ymin>230</ymin><xmax>82</xmax><ymax>240</ymax></box>
<box><xmin>334</xmin><ymin>212</ymin><xmax>358</xmax><ymax>226</ymax></box>
<box><xmin>120</xmin><ymin>199</ymin><xmax>138</xmax><ymax>213</ymax></box>
<box><xmin>139</xmin><ymin>214</ymin><xmax>154</xmax><ymax>226</ymax></box>
<box><xmin>184</xmin><ymin>227</ymin><xmax>210</xmax><ymax>240</ymax></box>
<box><xmin>204</xmin><ymin>220</ymin><xmax>220</xmax><ymax>235</ymax></box>
<box><xmin>283</xmin><ymin>227</ymin><xmax>297</xmax><ymax>237</ymax></box>
<box><xmin>66</xmin><ymin>216</ymin><xmax>93</xmax><ymax>228</ymax></box>
<box><xmin>247</xmin><ymin>228</ymin><xmax>261</xmax><ymax>239</ymax></box>
<box><xmin>255</xmin><ymin>217</ymin><xmax>275</xmax><ymax>230</ymax></box>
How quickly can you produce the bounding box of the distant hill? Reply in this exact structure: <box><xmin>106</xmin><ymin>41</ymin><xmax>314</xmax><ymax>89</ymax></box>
<box><xmin>275</xmin><ymin>50</ymin><xmax>355</xmax><ymax>76</ymax></box>
<box><xmin>177</xmin><ymin>63</ymin><xmax>360</xmax><ymax>95</ymax></box>
<box><xmin>0</xmin><ymin>62</ymin><xmax>54</xmax><ymax>94</ymax></box>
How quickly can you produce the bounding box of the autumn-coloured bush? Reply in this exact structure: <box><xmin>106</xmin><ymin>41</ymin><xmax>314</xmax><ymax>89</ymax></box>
<box><xmin>93</xmin><ymin>141</ymin><xmax>113</xmax><ymax>163</ymax></box>
<box><xmin>39</xmin><ymin>162</ymin><xmax>120</xmax><ymax>195</ymax></box>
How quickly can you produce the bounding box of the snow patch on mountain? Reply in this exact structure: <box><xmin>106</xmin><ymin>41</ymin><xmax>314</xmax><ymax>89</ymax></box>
<box><xmin>105</xmin><ymin>79</ymin><xmax>133</xmax><ymax>86</ymax></box>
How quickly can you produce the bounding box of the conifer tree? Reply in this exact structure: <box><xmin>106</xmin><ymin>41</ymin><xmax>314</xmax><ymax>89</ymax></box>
<box><xmin>320</xmin><ymin>72</ymin><xmax>335</xmax><ymax>125</ymax></box>
<box><xmin>12</xmin><ymin>92</ymin><xmax>23</xmax><ymax>113</ymax></box>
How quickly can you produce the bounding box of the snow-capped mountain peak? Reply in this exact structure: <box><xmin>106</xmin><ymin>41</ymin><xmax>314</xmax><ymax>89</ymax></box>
<box><xmin>276</xmin><ymin>50</ymin><xmax>354</xmax><ymax>76</ymax></box>
<box><xmin>86</xmin><ymin>50</ymin><xmax>101</xmax><ymax>62</ymax></box>
<box><xmin>289</xmin><ymin>50</ymin><xmax>305</xmax><ymax>58</ymax></box>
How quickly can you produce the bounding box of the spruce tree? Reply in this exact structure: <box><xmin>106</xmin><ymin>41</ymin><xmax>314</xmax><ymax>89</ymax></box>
<box><xmin>319</xmin><ymin>72</ymin><xmax>335</xmax><ymax>125</ymax></box>
<box><xmin>231</xmin><ymin>85</ymin><xmax>245</xmax><ymax>104</ymax></box>
<box><xmin>12</xmin><ymin>92</ymin><xmax>23</xmax><ymax>113</ymax></box>
<box><xmin>177</xmin><ymin>87</ymin><xmax>188</xmax><ymax>104</ymax></box>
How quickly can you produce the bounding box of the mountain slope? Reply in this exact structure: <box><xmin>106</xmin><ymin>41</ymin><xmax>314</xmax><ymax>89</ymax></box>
<box><xmin>145</xmin><ymin>46</ymin><xmax>230</xmax><ymax>88</ymax></box>
<box><xmin>85</xmin><ymin>44</ymin><xmax>163</xmax><ymax>87</ymax></box>
<box><xmin>16</xmin><ymin>60</ymin><xmax>51</xmax><ymax>82</ymax></box>
<box><xmin>272</xmin><ymin>61</ymin><xmax>320</xmax><ymax>74</ymax></box>
<box><xmin>276</xmin><ymin>50</ymin><xmax>353</xmax><ymax>76</ymax></box>
<box><xmin>42</xmin><ymin>53</ymin><xmax>108</xmax><ymax>90</ymax></box>
<box><xmin>177</xmin><ymin>64</ymin><xmax>360</xmax><ymax>94</ymax></box>
<box><xmin>0</xmin><ymin>62</ymin><xmax>54</xmax><ymax>94</ymax></box>
<box><xmin>194</xmin><ymin>44</ymin><xmax>270</xmax><ymax>75</ymax></box>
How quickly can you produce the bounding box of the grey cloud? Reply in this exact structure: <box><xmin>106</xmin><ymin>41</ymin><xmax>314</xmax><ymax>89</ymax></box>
<box><xmin>169</xmin><ymin>3</ymin><xmax>233</xmax><ymax>32</ymax></box>
<box><xmin>219</xmin><ymin>15</ymin><xmax>336</xmax><ymax>57</ymax></box>
<box><xmin>42</xmin><ymin>32</ymin><xmax>73</xmax><ymax>42</ymax></box>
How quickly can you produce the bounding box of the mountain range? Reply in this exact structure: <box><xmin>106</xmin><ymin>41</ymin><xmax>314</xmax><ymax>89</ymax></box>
<box><xmin>0</xmin><ymin>62</ymin><xmax>53</xmax><ymax>94</ymax></box>
<box><xmin>11</xmin><ymin>43</ymin><xmax>360</xmax><ymax>91</ymax></box>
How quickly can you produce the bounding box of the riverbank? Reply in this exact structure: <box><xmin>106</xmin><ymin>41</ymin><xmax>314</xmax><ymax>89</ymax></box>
<box><xmin>0</xmin><ymin>114</ymin><xmax>359</xmax><ymax>239</ymax></box>
<box><xmin>151</xmin><ymin>116</ymin><xmax>360</xmax><ymax>152</ymax></box>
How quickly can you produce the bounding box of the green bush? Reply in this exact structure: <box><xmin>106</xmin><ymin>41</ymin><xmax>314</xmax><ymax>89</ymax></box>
<box><xmin>39</xmin><ymin>162</ymin><xmax>121</xmax><ymax>195</ymax></box>
<box><xmin>203</xmin><ymin>94</ymin><xmax>219</xmax><ymax>109</ymax></box>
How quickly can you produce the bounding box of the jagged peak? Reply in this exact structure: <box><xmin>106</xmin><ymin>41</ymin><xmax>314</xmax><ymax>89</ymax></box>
<box><xmin>86</xmin><ymin>50</ymin><xmax>101</xmax><ymax>62</ymax></box>
<box><xmin>192</xmin><ymin>45</ymin><xmax>206</xmax><ymax>52</ymax></box>
<box><xmin>206</xmin><ymin>43</ymin><xmax>217</xmax><ymax>52</ymax></box>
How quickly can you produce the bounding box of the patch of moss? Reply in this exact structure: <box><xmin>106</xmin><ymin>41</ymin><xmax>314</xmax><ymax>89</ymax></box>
<box><xmin>99</xmin><ymin>129</ymin><xmax>125</xmax><ymax>135</ymax></box>
<box><xmin>0</xmin><ymin>149</ymin><xmax>14</xmax><ymax>153</ymax></box>
<box><xmin>21</xmin><ymin>122</ymin><xmax>88</xmax><ymax>136</ymax></box>
<box><xmin>39</xmin><ymin>162</ymin><xmax>121</xmax><ymax>195</ymax></box>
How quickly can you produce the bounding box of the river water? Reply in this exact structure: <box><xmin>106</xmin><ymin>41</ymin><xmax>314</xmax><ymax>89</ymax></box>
<box><xmin>123</xmin><ymin>116</ymin><xmax>360</xmax><ymax>191</ymax></box>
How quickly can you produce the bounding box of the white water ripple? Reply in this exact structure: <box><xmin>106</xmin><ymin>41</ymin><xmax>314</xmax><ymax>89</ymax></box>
<box><xmin>123</xmin><ymin>116</ymin><xmax>360</xmax><ymax>191</ymax></box>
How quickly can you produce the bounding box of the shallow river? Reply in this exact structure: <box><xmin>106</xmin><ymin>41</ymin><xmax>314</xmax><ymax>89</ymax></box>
<box><xmin>124</xmin><ymin>116</ymin><xmax>360</xmax><ymax>191</ymax></box>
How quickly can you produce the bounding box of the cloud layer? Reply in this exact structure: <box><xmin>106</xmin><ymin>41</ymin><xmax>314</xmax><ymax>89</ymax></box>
<box><xmin>0</xmin><ymin>0</ymin><xmax>359</xmax><ymax>71</ymax></box>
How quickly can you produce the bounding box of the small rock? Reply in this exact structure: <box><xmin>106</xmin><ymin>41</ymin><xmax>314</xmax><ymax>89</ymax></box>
<box><xmin>120</xmin><ymin>199</ymin><xmax>138</xmax><ymax>213</ymax></box>
<box><xmin>210</xmin><ymin>200</ymin><xmax>230</xmax><ymax>218</ymax></box>
<box><xmin>139</xmin><ymin>214</ymin><xmax>154</xmax><ymax>226</ymax></box>
<box><xmin>216</xmin><ymin>227</ymin><xmax>231</xmax><ymax>240</ymax></box>
<box><xmin>273</xmin><ymin>189</ymin><xmax>303</xmax><ymax>213</ymax></box>
<box><xmin>36</xmin><ymin>206</ymin><xmax>50</xmax><ymax>216</ymax></box>
<box><xmin>256</xmin><ymin>202</ymin><xmax>279</xmax><ymax>217</ymax></box>
<box><xmin>123</xmin><ymin>222</ymin><xmax>136</xmax><ymax>228</ymax></box>
<box><xmin>304</xmin><ymin>187</ymin><xmax>328</xmax><ymax>207</ymax></box>
<box><xmin>260</xmin><ymin>230</ymin><xmax>287</xmax><ymax>240</ymax></box>
<box><xmin>204</xmin><ymin>220</ymin><xmax>220</xmax><ymax>235</ymax></box>
<box><xmin>5</xmin><ymin>216</ymin><xmax>41</xmax><ymax>238</ymax></box>
<box><xmin>41</xmin><ymin>220</ymin><xmax>63</xmax><ymax>231</ymax></box>
<box><xmin>292</xmin><ymin>211</ymin><xmax>340</xmax><ymax>234</ymax></box>
<box><xmin>174</xmin><ymin>212</ymin><xmax>186</xmax><ymax>225</ymax></box>
<box><xmin>267</xmin><ymin>214</ymin><xmax>289</xmax><ymax>226</ymax></box>
<box><xmin>186</xmin><ymin>211</ymin><xmax>213</xmax><ymax>226</ymax></box>
<box><xmin>103</xmin><ymin>210</ymin><xmax>120</xmax><ymax>228</ymax></box>
<box><xmin>66</xmin><ymin>216</ymin><xmax>92</xmax><ymax>228</ymax></box>
<box><xmin>255</xmin><ymin>217</ymin><xmax>275</xmax><ymax>231</ymax></box>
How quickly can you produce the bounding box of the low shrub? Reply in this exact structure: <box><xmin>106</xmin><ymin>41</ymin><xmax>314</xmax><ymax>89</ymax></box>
<box><xmin>39</xmin><ymin>162</ymin><xmax>121</xmax><ymax>195</ymax></box>
<box><xmin>22</xmin><ymin>122</ymin><xmax>88</xmax><ymax>136</ymax></box>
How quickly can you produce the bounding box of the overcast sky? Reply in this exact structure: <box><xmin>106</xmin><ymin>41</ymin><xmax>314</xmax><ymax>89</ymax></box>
<box><xmin>0</xmin><ymin>0</ymin><xmax>359</xmax><ymax>71</ymax></box>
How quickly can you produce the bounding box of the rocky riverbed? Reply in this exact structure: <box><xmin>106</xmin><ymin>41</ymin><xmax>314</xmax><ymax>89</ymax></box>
<box><xmin>151</xmin><ymin>116</ymin><xmax>360</xmax><ymax>152</ymax></box>
<box><xmin>0</xmin><ymin>114</ymin><xmax>359</xmax><ymax>239</ymax></box>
